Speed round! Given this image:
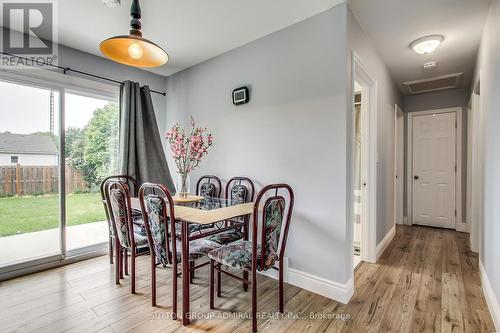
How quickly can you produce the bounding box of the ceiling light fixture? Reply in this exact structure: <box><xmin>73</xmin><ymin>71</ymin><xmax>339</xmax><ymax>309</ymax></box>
<box><xmin>100</xmin><ymin>0</ymin><xmax>168</xmax><ymax>68</ymax></box>
<box><xmin>410</xmin><ymin>35</ymin><xmax>444</xmax><ymax>55</ymax></box>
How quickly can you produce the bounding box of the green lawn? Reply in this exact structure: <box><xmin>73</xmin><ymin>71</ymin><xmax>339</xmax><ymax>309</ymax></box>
<box><xmin>0</xmin><ymin>193</ymin><xmax>105</xmax><ymax>237</ymax></box>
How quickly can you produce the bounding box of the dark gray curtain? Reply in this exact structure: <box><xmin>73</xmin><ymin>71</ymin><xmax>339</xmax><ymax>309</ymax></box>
<box><xmin>119</xmin><ymin>80</ymin><xmax>175</xmax><ymax>193</ymax></box>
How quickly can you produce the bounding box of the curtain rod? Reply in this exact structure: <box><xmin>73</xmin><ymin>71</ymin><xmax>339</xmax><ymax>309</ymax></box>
<box><xmin>0</xmin><ymin>52</ymin><xmax>166</xmax><ymax>96</ymax></box>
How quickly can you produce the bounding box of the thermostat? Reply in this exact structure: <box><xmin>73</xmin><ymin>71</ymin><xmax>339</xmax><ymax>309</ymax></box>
<box><xmin>232</xmin><ymin>87</ymin><xmax>249</xmax><ymax>105</ymax></box>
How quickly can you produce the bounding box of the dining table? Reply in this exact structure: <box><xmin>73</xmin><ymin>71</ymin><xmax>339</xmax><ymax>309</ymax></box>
<box><xmin>130</xmin><ymin>195</ymin><xmax>254</xmax><ymax>325</ymax></box>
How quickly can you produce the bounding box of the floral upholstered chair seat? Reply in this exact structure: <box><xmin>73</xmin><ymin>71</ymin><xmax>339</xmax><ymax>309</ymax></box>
<box><xmin>144</xmin><ymin>195</ymin><xmax>222</xmax><ymax>266</ymax></box>
<box><xmin>205</xmin><ymin>229</ymin><xmax>244</xmax><ymax>245</ymax></box>
<box><xmin>208</xmin><ymin>197</ymin><xmax>285</xmax><ymax>271</ymax></box>
<box><xmin>207</xmin><ymin>240</ymin><xmax>277</xmax><ymax>271</ymax></box>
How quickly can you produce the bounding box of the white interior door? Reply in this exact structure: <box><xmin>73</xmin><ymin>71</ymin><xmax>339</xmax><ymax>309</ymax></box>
<box><xmin>412</xmin><ymin>112</ymin><xmax>456</xmax><ymax>228</ymax></box>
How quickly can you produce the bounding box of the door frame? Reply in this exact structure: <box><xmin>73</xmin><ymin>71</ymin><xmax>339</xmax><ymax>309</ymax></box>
<box><xmin>0</xmin><ymin>69</ymin><xmax>119</xmax><ymax>281</ymax></box>
<box><xmin>394</xmin><ymin>104</ymin><xmax>404</xmax><ymax>225</ymax></box>
<box><xmin>351</xmin><ymin>51</ymin><xmax>377</xmax><ymax>264</ymax></box>
<box><xmin>468</xmin><ymin>78</ymin><xmax>482</xmax><ymax>252</ymax></box>
<box><xmin>406</xmin><ymin>107</ymin><xmax>464</xmax><ymax>231</ymax></box>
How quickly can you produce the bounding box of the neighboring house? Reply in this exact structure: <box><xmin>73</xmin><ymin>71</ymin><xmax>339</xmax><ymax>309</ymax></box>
<box><xmin>0</xmin><ymin>132</ymin><xmax>58</xmax><ymax>166</ymax></box>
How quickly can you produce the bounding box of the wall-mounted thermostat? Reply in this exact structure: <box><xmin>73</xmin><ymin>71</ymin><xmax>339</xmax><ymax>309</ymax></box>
<box><xmin>232</xmin><ymin>87</ymin><xmax>249</xmax><ymax>105</ymax></box>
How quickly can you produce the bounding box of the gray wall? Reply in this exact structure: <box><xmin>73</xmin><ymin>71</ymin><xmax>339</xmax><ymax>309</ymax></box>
<box><xmin>472</xmin><ymin>0</ymin><xmax>500</xmax><ymax>318</ymax></box>
<box><xmin>403</xmin><ymin>88</ymin><xmax>468</xmax><ymax>112</ymax></box>
<box><xmin>165</xmin><ymin>5</ymin><xmax>351</xmax><ymax>284</ymax></box>
<box><xmin>347</xmin><ymin>7</ymin><xmax>402</xmax><ymax>245</ymax></box>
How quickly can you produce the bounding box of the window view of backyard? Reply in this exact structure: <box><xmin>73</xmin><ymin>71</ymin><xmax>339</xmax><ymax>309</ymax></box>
<box><xmin>0</xmin><ymin>80</ymin><xmax>118</xmax><ymax>266</ymax></box>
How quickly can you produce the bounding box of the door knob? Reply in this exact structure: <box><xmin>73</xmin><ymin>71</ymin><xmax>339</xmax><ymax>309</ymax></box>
<box><xmin>414</xmin><ymin>175</ymin><xmax>419</xmax><ymax>180</ymax></box>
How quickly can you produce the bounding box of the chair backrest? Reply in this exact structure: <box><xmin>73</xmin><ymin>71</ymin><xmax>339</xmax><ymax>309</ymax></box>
<box><xmin>138</xmin><ymin>183</ymin><xmax>176</xmax><ymax>266</ymax></box>
<box><xmin>225</xmin><ymin>177</ymin><xmax>255</xmax><ymax>203</ymax></box>
<box><xmin>196</xmin><ymin>175</ymin><xmax>222</xmax><ymax>198</ymax></box>
<box><xmin>252</xmin><ymin>184</ymin><xmax>294</xmax><ymax>271</ymax></box>
<box><xmin>103</xmin><ymin>179</ymin><xmax>135</xmax><ymax>249</ymax></box>
<box><xmin>100</xmin><ymin>175</ymin><xmax>138</xmax><ymax>233</ymax></box>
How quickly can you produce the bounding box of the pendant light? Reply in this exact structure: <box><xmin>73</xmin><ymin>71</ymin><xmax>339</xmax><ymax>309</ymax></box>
<box><xmin>100</xmin><ymin>0</ymin><xmax>168</xmax><ymax>67</ymax></box>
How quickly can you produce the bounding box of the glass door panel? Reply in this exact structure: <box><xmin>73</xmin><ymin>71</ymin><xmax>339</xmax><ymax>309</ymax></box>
<box><xmin>64</xmin><ymin>92</ymin><xmax>119</xmax><ymax>252</ymax></box>
<box><xmin>0</xmin><ymin>80</ymin><xmax>61</xmax><ymax>267</ymax></box>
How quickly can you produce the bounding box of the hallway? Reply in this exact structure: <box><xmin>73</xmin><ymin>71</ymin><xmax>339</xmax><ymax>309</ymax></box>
<box><xmin>341</xmin><ymin>225</ymin><xmax>495</xmax><ymax>332</ymax></box>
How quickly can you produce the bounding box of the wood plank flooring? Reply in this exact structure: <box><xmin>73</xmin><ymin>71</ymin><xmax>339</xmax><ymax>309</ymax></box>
<box><xmin>0</xmin><ymin>225</ymin><xmax>495</xmax><ymax>332</ymax></box>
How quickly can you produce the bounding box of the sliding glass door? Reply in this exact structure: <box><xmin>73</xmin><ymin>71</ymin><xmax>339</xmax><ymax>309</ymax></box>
<box><xmin>0</xmin><ymin>80</ymin><xmax>62</xmax><ymax>267</ymax></box>
<box><xmin>64</xmin><ymin>92</ymin><xmax>119</xmax><ymax>253</ymax></box>
<box><xmin>0</xmin><ymin>74</ymin><xmax>119</xmax><ymax>274</ymax></box>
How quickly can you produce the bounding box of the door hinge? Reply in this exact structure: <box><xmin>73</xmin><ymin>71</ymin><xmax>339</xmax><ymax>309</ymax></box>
<box><xmin>455</xmin><ymin>165</ymin><xmax>457</xmax><ymax>172</ymax></box>
<box><xmin>455</xmin><ymin>209</ymin><xmax>457</xmax><ymax>216</ymax></box>
<box><xmin>455</xmin><ymin>121</ymin><xmax>457</xmax><ymax>128</ymax></box>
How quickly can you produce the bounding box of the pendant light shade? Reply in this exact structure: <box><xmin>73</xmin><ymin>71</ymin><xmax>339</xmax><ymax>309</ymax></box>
<box><xmin>100</xmin><ymin>0</ymin><xmax>168</xmax><ymax>67</ymax></box>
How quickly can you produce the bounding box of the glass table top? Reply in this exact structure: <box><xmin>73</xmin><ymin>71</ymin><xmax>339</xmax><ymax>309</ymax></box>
<box><xmin>181</xmin><ymin>196</ymin><xmax>246</xmax><ymax>210</ymax></box>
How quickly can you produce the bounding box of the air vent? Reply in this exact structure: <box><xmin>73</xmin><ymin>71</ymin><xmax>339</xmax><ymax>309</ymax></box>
<box><xmin>403</xmin><ymin>73</ymin><xmax>463</xmax><ymax>95</ymax></box>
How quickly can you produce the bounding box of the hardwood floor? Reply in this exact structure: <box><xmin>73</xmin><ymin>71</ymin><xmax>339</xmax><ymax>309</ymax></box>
<box><xmin>0</xmin><ymin>225</ymin><xmax>495</xmax><ymax>332</ymax></box>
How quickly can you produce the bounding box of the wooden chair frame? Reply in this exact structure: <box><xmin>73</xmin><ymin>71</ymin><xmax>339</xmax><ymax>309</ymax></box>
<box><xmin>100</xmin><ymin>175</ymin><xmax>138</xmax><ymax>264</ymax></box>
<box><xmin>209</xmin><ymin>183</ymin><xmax>294</xmax><ymax>332</ymax></box>
<box><xmin>138</xmin><ymin>183</ymin><xmax>217</xmax><ymax>315</ymax></box>
<box><xmin>103</xmin><ymin>179</ymin><xmax>146</xmax><ymax>294</ymax></box>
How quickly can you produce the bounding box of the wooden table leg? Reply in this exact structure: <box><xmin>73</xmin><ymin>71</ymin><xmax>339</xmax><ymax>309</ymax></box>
<box><xmin>181</xmin><ymin>220</ymin><xmax>190</xmax><ymax>325</ymax></box>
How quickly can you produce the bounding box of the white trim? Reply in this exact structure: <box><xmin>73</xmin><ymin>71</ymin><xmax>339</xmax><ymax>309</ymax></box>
<box><xmin>351</xmin><ymin>51</ymin><xmax>377</xmax><ymax>264</ymax></box>
<box><xmin>406</xmin><ymin>107</ymin><xmax>463</xmax><ymax>231</ymax></box>
<box><xmin>288</xmin><ymin>268</ymin><xmax>354</xmax><ymax>304</ymax></box>
<box><xmin>479</xmin><ymin>260</ymin><xmax>500</xmax><ymax>331</ymax></box>
<box><xmin>376</xmin><ymin>225</ymin><xmax>396</xmax><ymax>260</ymax></box>
<box><xmin>0</xmin><ymin>68</ymin><xmax>119</xmax><ymax>100</ymax></box>
<box><xmin>394</xmin><ymin>104</ymin><xmax>404</xmax><ymax>225</ymax></box>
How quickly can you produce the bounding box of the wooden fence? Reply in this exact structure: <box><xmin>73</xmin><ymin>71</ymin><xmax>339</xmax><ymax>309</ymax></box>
<box><xmin>0</xmin><ymin>164</ymin><xmax>88</xmax><ymax>196</ymax></box>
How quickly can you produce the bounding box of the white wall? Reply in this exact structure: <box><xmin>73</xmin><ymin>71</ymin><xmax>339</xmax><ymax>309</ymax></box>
<box><xmin>0</xmin><ymin>153</ymin><xmax>57</xmax><ymax>166</ymax></box>
<box><xmin>165</xmin><ymin>4</ymin><xmax>353</xmax><ymax>300</ymax></box>
<box><xmin>472</xmin><ymin>0</ymin><xmax>500</xmax><ymax>328</ymax></box>
<box><xmin>347</xmin><ymin>8</ymin><xmax>402</xmax><ymax>245</ymax></box>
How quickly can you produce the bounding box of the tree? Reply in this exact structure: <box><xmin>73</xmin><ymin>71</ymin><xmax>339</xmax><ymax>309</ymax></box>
<box><xmin>66</xmin><ymin>103</ymin><xmax>119</xmax><ymax>188</ymax></box>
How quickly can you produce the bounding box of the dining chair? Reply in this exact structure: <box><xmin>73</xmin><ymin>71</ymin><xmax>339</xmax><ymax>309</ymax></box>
<box><xmin>204</xmin><ymin>176</ymin><xmax>255</xmax><ymax>246</ymax></box>
<box><xmin>196</xmin><ymin>175</ymin><xmax>222</xmax><ymax>198</ymax></box>
<box><xmin>100</xmin><ymin>175</ymin><xmax>139</xmax><ymax>264</ymax></box>
<box><xmin>208</xmin><ymin>183</ymin><xmax>295</xmax><ymax>332</ymax></box>
<box><xmin>138</xmin><ymin>183</ymin><xmax>222</xmax><ymax>312</ymax></box>
<box><xmin>104</xmin><ymin>179</ymin><xmax>149</xmax><ymax>293</ymax></box>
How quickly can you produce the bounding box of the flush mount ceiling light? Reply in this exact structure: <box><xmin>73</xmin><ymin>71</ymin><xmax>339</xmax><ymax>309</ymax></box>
<box><xmin>410</xmin><ymin>35</ymin><xmax>444</xmax><ymax>55</ymax></box>
<box><xmin>100</xmin><ymin>0</ymin><xmax>168</xmax><ymax>68</ymax></box>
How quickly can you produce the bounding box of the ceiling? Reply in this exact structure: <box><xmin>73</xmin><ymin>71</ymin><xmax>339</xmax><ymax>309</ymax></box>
<box><xmin>48</xmin><ymin>0</ymin><xmax>343</xmax><ymax>77</ymax></box>
<box><xmin>349</xmin><ymin>0</ymin><xmax>492</xmax><ymax>95</ymax></box>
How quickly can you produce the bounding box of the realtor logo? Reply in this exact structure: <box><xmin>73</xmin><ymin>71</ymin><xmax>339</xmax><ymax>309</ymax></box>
<box><xmin>0</xmin><ymin>0</ymin><xmax>58</xmax><ymax>68</ymax></box>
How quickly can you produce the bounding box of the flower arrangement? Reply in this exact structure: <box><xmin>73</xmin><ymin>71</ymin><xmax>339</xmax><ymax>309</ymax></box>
<box><xmin>165</xmin><ymin>117</ymin><xmax>213</xmax><ymax>197</ymax></box>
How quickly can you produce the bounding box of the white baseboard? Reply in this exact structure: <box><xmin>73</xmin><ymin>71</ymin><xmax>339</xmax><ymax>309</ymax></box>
<box><xmin>287</xmin><ymin>268</ymin><xmax>354</xmax><ymax>304</ymax></box>
<box><xmin>403</xmin><ymin>216</ymin><xmax>408</xmax><ymax>225</ymax></box>
<box><xmin>479</xmin><ymin>260</ymin><xmax>500</xmax><ymax>331</ymax></box>
<box><xmin>376</xmin><ymin>225</ymin><xmax>396</xmax><ymax>261</ymax></box>
<box><xmin>258</xmin><ymin>257</ymin><xmax>288</xmax><ymax>282</ymax></box>
<box><xmin>455</xmin><ymin>221</ymin><xmax>469</xmax><ymax>233</ymax></box>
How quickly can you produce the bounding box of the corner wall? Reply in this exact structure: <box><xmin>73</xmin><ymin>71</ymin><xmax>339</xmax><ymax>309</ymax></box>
<box><xmin>347</xmin><ymin>7</ymin><xmax>402</xmax><ymax>246</ymax></box>
<box><xmin>472</xmin><ymin>0</ymin><xmax>500</xmax><ymax>329</ymax></box>
<box><xmin>165</xmin><ymin>4</ymin><xmax>353</xmax><ymax>301</ymax></box>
